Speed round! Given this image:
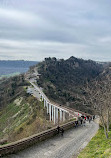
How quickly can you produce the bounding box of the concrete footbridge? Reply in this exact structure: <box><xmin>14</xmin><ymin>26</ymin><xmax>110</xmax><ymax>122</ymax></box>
<box><xmin>28</xmin><ymin>79</ymin><xmax>88</xmax><ymax>125</ymax></box>
<box><xmin>0</xmin><ymin>75</ymin><xmax>94</xmax><ymax>157</ymax></box>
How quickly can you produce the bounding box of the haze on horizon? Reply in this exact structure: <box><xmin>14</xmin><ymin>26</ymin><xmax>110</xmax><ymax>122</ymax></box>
<box><xmin>0</xmin><ymin>0</ymin><xmax>111</xmax><ymax>62</ymax></box>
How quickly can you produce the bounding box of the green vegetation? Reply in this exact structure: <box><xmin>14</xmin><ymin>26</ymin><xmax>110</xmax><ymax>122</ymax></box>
<box><xmin>0</xmin><ymin>95</ymin><xmax>53</xmax><ymax>143</ymax></box>
<box><xmin>0</xmin><ymin>74</ymin><xmax>29</xmax><ymax>109</ymax></box>
<box><xmin>78</xmin><ymin>128</ymin><xmax>111</xmax><ymax>158</ymax></box>
<box><xmin>35</xmin><ymin>57</ymin><xmax>103</xmax><ymax>113</ymax></box>
<box><xmin>0</xmin><ymin>74</ymin><xmax>54</xmax><ymax>144</ymax></box>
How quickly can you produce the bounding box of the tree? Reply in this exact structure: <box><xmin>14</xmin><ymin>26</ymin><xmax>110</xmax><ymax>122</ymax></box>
<box><xmin>83</xmin><ymin>70</ymin><xmax>111</xmax><ymax>139</ymax></box>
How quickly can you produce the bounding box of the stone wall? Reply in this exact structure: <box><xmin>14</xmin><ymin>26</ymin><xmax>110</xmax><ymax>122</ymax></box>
<box><xmin>0</xmin><ymin>120</ymin><xmax>75</xmax><ymax>156</ymax></box>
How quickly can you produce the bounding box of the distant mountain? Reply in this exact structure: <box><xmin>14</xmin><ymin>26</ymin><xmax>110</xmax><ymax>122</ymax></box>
<box><xmin>35</xmin><ymin>57</ymin><xmax>103</xmax><ymax>113</ymax></box>
<box><xmin>0</xmin><ymin>60</ymin><xmax>39</xmax><ymax>77</ymax></box>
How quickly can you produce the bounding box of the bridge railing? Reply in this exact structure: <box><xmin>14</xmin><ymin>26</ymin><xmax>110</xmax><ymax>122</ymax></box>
<box><xmin>0</xmin><ymin>120</ymin><xmax>76</xmax><ymax>157</ymax></box>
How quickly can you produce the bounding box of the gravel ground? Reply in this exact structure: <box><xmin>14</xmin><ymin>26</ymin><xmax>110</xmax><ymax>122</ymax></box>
<box><xmin>5</xmin><ymin>120</ymin><xmax>99</xmax><ymax>158</ymax></box>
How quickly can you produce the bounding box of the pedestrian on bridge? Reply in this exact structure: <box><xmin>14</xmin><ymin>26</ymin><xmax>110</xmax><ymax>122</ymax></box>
<box><xmin>83</xmin><ymin>119</ymin><xmax>86</xmax><ymax>126</ymax></box>
<box><xmin>93</xmin><ymin>115</ymin><xmax>95</xmax><ymax>120</ymax></box>
<box><xmin>57</xmin><ymin>126</ymin><xmax>60</xmax><ymax>134</ymax></box>
<box><xmin>75</xmin><ymin>120</ymin><xmax>78</xmax><ymax>128</ymax></box>
<box><xmin>61</xmin><ymin>128</ymin><xmax>64</xmax><ymax>136</ymax></box>
<box><xmin>89</xmin><ymin>117</ymin><xmax>91</xmax><ymax>123</ymax></box>
<box><xmin>80</xmin><ymin>117</ymin><xmax>83</xmax><ymax>125</ymax></box>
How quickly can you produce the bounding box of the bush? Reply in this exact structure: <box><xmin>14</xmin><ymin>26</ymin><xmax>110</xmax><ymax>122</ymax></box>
<box><xmin>17</xmin><ymin>127</ymin><xmax>23</xmax><ymax>134</ymax></box>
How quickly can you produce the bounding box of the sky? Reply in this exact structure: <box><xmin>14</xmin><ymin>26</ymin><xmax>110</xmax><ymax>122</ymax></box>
<box><xmin>0</xmin><ymin>0</ymin><xmax>111</xmax><ymax>61</ymax></box>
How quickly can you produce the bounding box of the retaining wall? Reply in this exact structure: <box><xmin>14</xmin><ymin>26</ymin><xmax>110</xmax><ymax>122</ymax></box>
<box><xmin>0</xmin><ymin>120</ymin><xmax>75</xmax><ymax>157</ymax></box>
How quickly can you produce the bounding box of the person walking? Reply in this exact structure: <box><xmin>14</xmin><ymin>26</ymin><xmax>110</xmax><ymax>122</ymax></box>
<box><xmin>61</xmin><ymin>128</ymin><xmax>64</xmax><ymax>136</ymax></box>
<box><xmin>80</xmin><ymin>117</ymin><xmax>83</xmax><ymax>125</ymax></box>
<box><xmin>57</xmin><ymin>126</ymin><xmax>60</xmax><ymax>134</ymax></box>
<box><xmin>89</xmin><ymin>117</ymin><xmax>91</xmax><ymax>123</ymax></box>
<box><xmin>75</xmin><ymin>120</ymin><xmax>78</xmax><ymax>128</ymax></box>
<box><xmin>83</xmin><ymin>118</ymin><xmax>85</xmax><ymax>126</ymax></box>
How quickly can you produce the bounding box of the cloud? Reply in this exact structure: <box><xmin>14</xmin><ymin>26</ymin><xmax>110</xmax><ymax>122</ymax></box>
<box><xmin>0</xmin><ymin>0</ymin><xmax>111</xmax><ymax>61</ymax></box>
<box><xmin>0</xmin><ymin>7</ymin><xmax>46</xmax><ymax>28</ymax></box>
<box><xmin>0</xmin><ymin>39</ymin><xmax>111</xmax><ymax>61</ymax></box>
<box><xmin>98</xmin><ymin>36</ymin><xmax>111</xmax><ymax>43</ymax></box>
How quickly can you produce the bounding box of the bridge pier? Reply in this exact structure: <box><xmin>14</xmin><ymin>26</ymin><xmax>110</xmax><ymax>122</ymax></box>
<box><xmin>49</xmin><ymin>104</ymin><xmax>52</xmax><ymax>121</ymax></box>
<box><xmin>46</xmin><ymin>102</ymin><xmax>48</xmax><ymax>113</ymax></box>
<box><xmin>60</xmin><ymin>110</ymin><xmax>62</xmax><ymax>122</ymax></box>
<box><xmin>42</xmin><ymin>99</ymin><xmax>69</xmax><ymax>124</ymax></box>
<box><xmin>56</xmin><ymin>108</ymin><xmax>58</xmax><ymax>124</ymax></box>
<box><xmin>52</xmin><ymin>106</ymin><xmax>54</xmax><ymax>121</ymax></box>
<box><xmin>44</xmin><ymin>99</ymin><xmax>46</xmax><ymax>108</ymax></box>
<box><xmin>54</xmin><ymin>107</ymin><xmax>56</xmax><ymax>124</ymax></box>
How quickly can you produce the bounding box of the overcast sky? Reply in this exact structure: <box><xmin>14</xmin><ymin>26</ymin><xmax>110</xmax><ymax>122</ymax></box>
<box><xmin>0</xmin><ymin>0</ymin><xmax>111</xmax><ymax>61</ymax></box>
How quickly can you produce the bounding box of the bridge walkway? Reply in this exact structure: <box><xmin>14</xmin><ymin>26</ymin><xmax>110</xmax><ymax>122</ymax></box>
<box><xmin>7</xmin><ymin>120</ymin><xmax>99</xmax><ymax>158</ymax></box>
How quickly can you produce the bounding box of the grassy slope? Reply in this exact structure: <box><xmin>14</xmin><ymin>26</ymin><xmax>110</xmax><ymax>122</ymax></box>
<box><xmin>0</xmin><ymin>95</ymin><xmax>53</xmax><ymax>144</ymax></box>
<box><xmin>78</xmin><ymin>128</ymin><xmax>111</xmax><ymax>158</ymax></box>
